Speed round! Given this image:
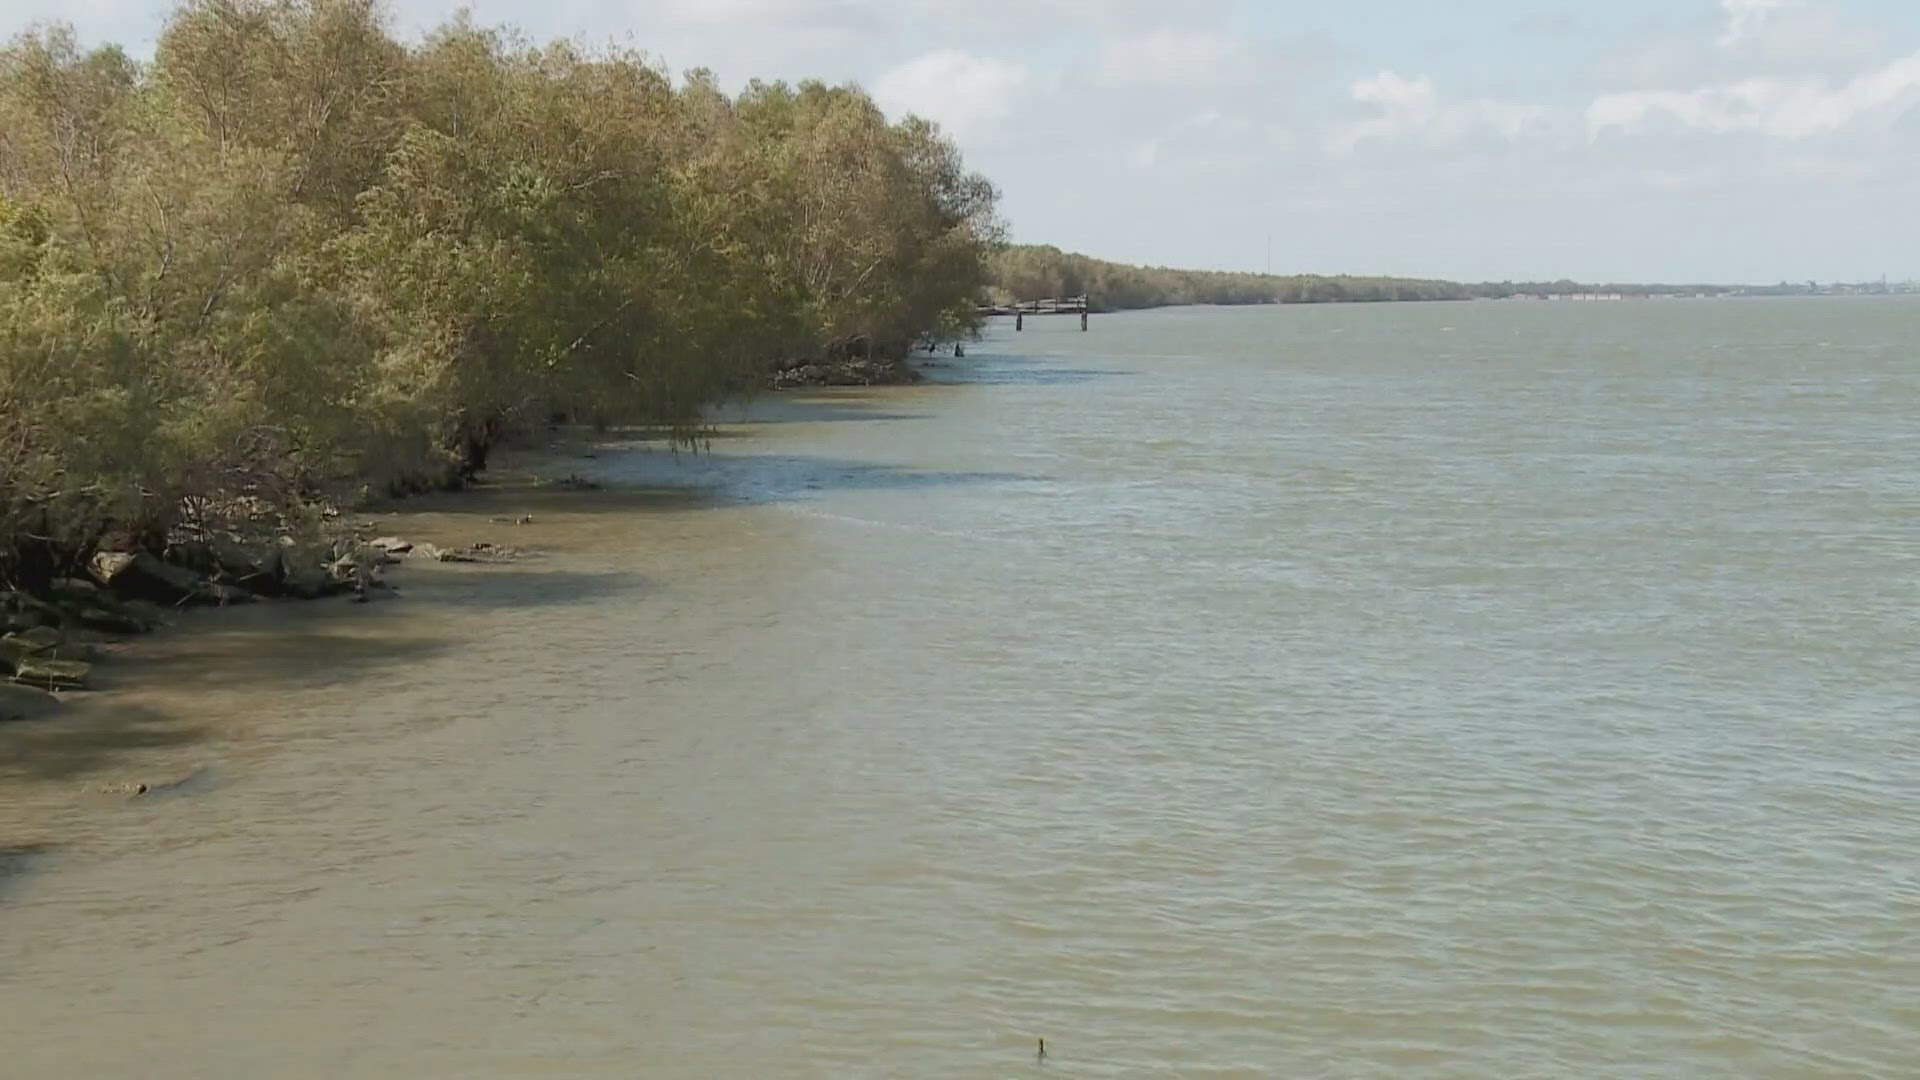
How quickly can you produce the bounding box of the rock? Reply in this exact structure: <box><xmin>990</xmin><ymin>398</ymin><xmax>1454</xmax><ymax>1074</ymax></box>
<box><xmin>76</xmin><ymin>605</ymin><xmax>150</xmax><ymax>635</ymax></box>
<box><xmin>328</xmin><ymin>548</ymin><xmax>383</xmax><ymax>591</ymax></box>
<box><xmin>49</xmin><ymin>577</ymin><xmax>102</xmax><ymax>605</ymax></box>
<box><xmin>48</xmin><ymin>641</ymin><xmax>104</xmax><ymax>663</ymax></box>
<box><xmin>118</xmin><ymin>599</ymin><xmax>169</xmax><ymax>627</ymax></box>
<box><xmin>770</xmin><ymin>357</ymin><xmax>924</xmax><ymax>389</ymax></box>
<box><xmin>10</xmin><ymin>626</ymin><xmax>63</xmax><ymax>651</ymax></box>
<box><xmin>273</xmin><ymin>543</ymin><xmax>355</xmax><ymax>600</ymax></box>
<box><xmin>210</xmin><ymin>539</ymin><xmax>281</xmax><ymax>591</ymax></box>
<box><xmin>8</xmin><ymin>656</ymin><xmax>90</xmax><ymax>691</ymax></box>
<box><xmin>76</xmin><ymin>596</ymin><xmax>163</xmax><ymax>632</ymax></box>
<box><xmin>4</xmin><ymin>629</ymin><xmax>102</xmax><ymax>665</ymax></box>
<box><xmin>166</xmin><ymin>539</ymin><xmax>218</xmax><ymax>575</ymax></box>
<box><xmin>86</xmin><ymin>551</ymin><xmax>134</xmax><ymax>587</ymax></box>
<box><xmin>1</xmin><ymin>590</ymin><xmax>60</xmax><ymax>632</ymax></box>
<box><xmin>89</xmin><ymin>550</ymin><xmax>211</xmax><ymax>603</ymax></box>
<box><xmin>201</xmin><ymin>582</ymin><xmax>256</xmax><ymax>606</ymax></box>
<box><xmin>280</xmin><ymin>567</ymin><xmax>336</xmax><ymax>600</ymax></box>
<box><xmin>368</xmin><ymin>536</ymin><xmax>413</xmax><ymax>555</ymax></box>
<box><xmin>435</xmin><ymin>547</ymin><xmax>482</xmax><ymax>563</ymax></box>
<box><xmin>0</xmin><ymin>634</ymin><xmax>34</xmax><ymax>671</ymax></box>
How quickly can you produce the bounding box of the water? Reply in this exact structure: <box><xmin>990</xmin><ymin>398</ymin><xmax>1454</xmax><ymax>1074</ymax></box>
<box><xmin>3</xmin><ymin>299</ymin><xmax>1918</xmax><ymax>1077</ymax></box>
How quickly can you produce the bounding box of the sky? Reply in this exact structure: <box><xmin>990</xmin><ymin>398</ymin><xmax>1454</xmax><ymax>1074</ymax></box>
<box><xmin>9</xmin><ymin>0</ymin><xmax>1920</xmax><ymax>283</ymax></box>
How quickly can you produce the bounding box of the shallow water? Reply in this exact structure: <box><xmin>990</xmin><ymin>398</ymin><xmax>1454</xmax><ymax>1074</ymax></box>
<box><xmin>3</xmin><ymin>298</ymin><xmax>1918</xmax><ymax>1077</ymax></box>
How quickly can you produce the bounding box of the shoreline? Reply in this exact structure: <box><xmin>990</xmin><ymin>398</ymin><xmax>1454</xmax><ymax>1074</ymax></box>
<box><xmin>0</xmin><ymin>379</ymin><xmax>925</xmax><ymax>783</ymax></box>
<box><xmin>0</xmin><ymin>426</ymin><xmax>633</xmax><ymax>733</ymax></box>
<box><xmin>3</xmin><ymin>359</ymin><xmax>944</xmax><ymax>709</ymax></box>
<box><xmin>766</xmin><ymin>353</ymin><xmax>928</xmax><ymax>389</ymax></box>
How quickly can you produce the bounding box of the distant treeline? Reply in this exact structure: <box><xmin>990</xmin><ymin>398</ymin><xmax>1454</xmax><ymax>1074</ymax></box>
<box><xmin>989</xmin><ymin>245</ymin><xmax>1797</xmax><ymax>310</ymax></box>
<box><xmin>0</xmin><ymin>1</ymin><xmax>999</xmax><ymax>591</ymax></box>
<box><xmin>991</xmin><ymin>245</ymin><xmax>1472</xmax><ymax>309</ymax></box>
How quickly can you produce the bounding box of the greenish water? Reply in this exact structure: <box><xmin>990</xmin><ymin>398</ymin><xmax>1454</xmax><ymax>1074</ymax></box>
<box><xmin>3</xmin><ymin>298</ymin><xmax>1917</xmax><ymax>1077</ymax></box>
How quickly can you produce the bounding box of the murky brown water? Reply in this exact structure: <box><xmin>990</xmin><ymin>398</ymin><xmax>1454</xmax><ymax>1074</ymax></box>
<box><xmin>4</xmin><ymin>299</ymin><xmax>1919</xmax><ymax>1077</ymax></box>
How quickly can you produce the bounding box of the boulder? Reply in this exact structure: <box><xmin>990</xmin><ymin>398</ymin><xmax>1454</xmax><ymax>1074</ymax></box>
<box><xmin>280</xmin><ymin>567</ymin><xmax>336</xmax><ymax>600</ymax></box>
<box><xmin>210</xmin><ymin>539</ymin><xmax>282</xmax><ymax>592</ymax></box>
<box><xmin>166</xmin><ymin>539</ymin><xmax>218</xmax><ymax>576</ymax></box>
<box><xmin>89</xmin><ymin>551</ymin><xmax>210</xmax><ymax>603</ymax></box>
<box><xmin>49</xmin><ymin>577</ymin><xmax>103</xmax><ymax>605</ymax></box>
<box><xmin>272</xmin><ymin>543</ymin><xmax>355</xmax><ymax>600</ymax></box>
<box><xmin>2</xmin><ymin>629</ymin><xmax>101</xmax><ymax>665</ymax></box>
<box><xmin>0</xmin><ymin>633</ymin><xmax>34</xmax><ymax>671</ymax></box>
<box><xmin>9</xmin><ymin>626</ymin><xmax>62</xmax><ymax>651</ymax></box>
<box><xmin>8</xmin><ymin>656</ymin><xmax>90</xmax><ymax>691</ymax></box>
<box><xmin>201</xmin><ymin>582</ymin><xmax>257</xmax><ymax>606</ymax></box>
<box><xmin>367</xmin><ymin>536</ymin><xmax>413</xmax><ymax>555</ymax></box>
<box><xmin>0</xmin><ymin>591</ymin><xmax>60</xmax><ymax>633</ymax></box>
<box><xmin>327</xmin><ymin>552</ymin><xmax>377</xmax><ymax>592</ymax></box>
<box><xmin>76</xmin><ymin>604</ymin><xmax>152</xmax><ymax>635</ymax></box>
<box><xmin>118</xmin><ymin>599</ymin><xmax>168</xmax><ymax>627</ymax></box>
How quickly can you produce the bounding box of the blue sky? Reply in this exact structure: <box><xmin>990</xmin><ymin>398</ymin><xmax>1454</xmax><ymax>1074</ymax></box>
<box><xmin>9</xmin><ymin>1</ymin><xmax>1920</xmax><ymax>282</ymax></box>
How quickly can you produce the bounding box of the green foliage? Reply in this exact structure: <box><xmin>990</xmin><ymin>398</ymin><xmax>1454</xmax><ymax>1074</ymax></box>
<box><xmin>990</xmin><ymin>245</ymin><xmax>1475</xmax><ymax>310</ymax></box>
<box><xmin>991</xmin><ymin>246</ymin><xmax>1749</xmax><ymax>310</ymax></box>
<box><xmin>0</xmin><ymin>2</ymin><xmax>1000</xmax><ymax>587</ymax></box>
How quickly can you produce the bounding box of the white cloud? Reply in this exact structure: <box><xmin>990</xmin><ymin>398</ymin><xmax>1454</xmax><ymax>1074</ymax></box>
<box><xmin>1718</xmin><ymin>0</ymin><xmax>1792</xmax><ymax>49</ymax></box>
<box><xmin>1718</xmin><ymin>0</ymin><xmax>1878</xmax><ymax>68</ymax></box>
<box><xmin>654</xmin><ymin>0</ymin><xmax>881</xmax><ymax>30</ymax></box>
<box><xmin>1331</xmin><ymin>71</ymin><xmax>1545</xmax><ymax>155</ymax></box>
<box><xmin>1587</xmin><ymin>52</ymin><xmax>1920</xmax><ymax>138</ymax></box>
<box><xmin>1591</xmin><ymin>0</ymin><xmax>1879</xmax><ymax>92</ymax></box>
<box><xmin>1097</xmin><ymin>29</ymin><xmax>1256</xmax><ymax>87</ymax></box>
<box><xmin>872</xmin><ymin>50</ymin><xmax>1032</xmax><ymax>142</ymax></box>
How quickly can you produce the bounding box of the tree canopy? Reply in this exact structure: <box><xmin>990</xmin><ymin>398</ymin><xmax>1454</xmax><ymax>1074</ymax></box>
<box><xmin>0</xmin><ymin>1</ymin><xmax>1000</xmax><ymax>589</ymax></box>
<box><xmin>990</xmin><ymin>245</ymin><xmax>1474</xmax><ymax>310</ymax></box>
<box><xmin>989</xmin><ymin>245</ymin><xmax>1755</xmax><ymax>310</ymax></box>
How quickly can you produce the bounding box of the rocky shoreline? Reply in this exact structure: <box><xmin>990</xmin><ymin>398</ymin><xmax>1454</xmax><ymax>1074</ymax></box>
<box><xmin>768</xmin><ymin>355</ymin><xmax>926</xmax><ymax>390</ymax></box>
<box><xmin>0</xmin><ymin>368</ymin><xmax>926</xmax><ymax>714</ymax></box>
<box><xmin>0</xmin><ymin>524</ymin><xmax>522</xmax><ymax>699</ymax></box>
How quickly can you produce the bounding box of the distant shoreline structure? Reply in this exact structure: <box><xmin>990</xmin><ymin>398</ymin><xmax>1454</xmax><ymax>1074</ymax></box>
<box><xmin>989</xmin><ymin>244</ymin><xmax>1918</xmax><ymax>314</ymax></box>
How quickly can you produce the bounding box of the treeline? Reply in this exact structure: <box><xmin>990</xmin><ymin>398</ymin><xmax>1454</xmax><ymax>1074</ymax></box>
<box><xmin>989</xmin><ymin>245</ymin><xmax>1760</xmax><ymax>309</ymax></box>
<box><xmin>990</xmin><ymin>245</ymin><xmax>1474</xmax><ymax>310</ymax></box>
<box><xmin>0</xmin><ymin>0</ymin><xmax>999</xmax><ymax>591</ymax></box>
